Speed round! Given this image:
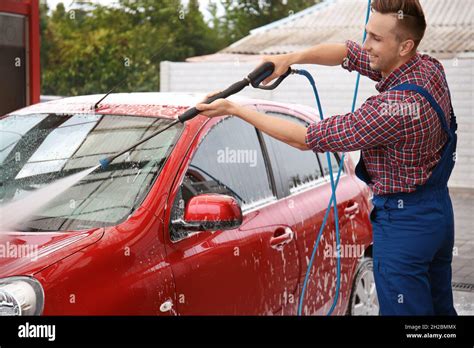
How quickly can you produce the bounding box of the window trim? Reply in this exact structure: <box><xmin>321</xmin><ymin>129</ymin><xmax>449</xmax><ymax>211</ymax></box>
<box><xmin>256</xmin><ymin>110</ymin><xmax>325</xmax><ymax>197</ymax></box>
<box><xmin>287</xmin><ymin>171</ymin><xmax>348</xmax><ymax>200</ymax></box>
<box><xmin>180</xmin><ymin>115</ymin><xmax>277</xmax><ymax>209</ymax></box>
<box><xmin>243</xmin><ymin>171</ymin><xmax>348</xmax><ymax>215</ymax></box>
<box><xmin>255</xmin><ymin>123</ymin><xmax>279</xmax><ymax>199</ymax></box>
<box><xmin>316</xmin><ymin>152</ymin><xmax>345</xmax><ymax>178</ymax></box>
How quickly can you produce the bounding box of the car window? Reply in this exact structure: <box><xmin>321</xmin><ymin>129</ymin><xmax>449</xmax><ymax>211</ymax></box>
<box><xmin>260</xmin><ymin>111</ymin><xmax>324</xmax><ymax>195</ymax></box>
<box><xmin>0</xmin><ymin>113</ymin><xmax>182</xmax><ymax>231</ymax></box>
<box><xmin>318</xmin><ymin>152</ymin><xmax>344</xmax><ymax>177</ymax></box>
<box><xmin>261</xmin><ymin>111</ymin><xmax>344</xmax><ymax>178</ymax></box>
<box><xmin>182</xmin><ymin>116</ymin><xmax>274</xmax><ymax>210</ymax></box>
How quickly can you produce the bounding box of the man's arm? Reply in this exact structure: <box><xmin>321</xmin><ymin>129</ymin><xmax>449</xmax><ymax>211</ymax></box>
<box><xmin>262</xmin><ymin>41</ymin><xmax>382</xmax><ymax>85</ymax></box>
<box><xmin>261</xmin><ymin>43</ymin><xmax>348</xmax><ymax>85</ymax></box>
<box><xmin>289</xmin><ymin>43</ymin><xmax>348</xmax><ymax>66</ymax></box>
<box><xmin>197</xmin><ymin>42</ymin><xmax>386</xmax><ymax>149</ymax></box>
<box><xmin>305</xmin><ymin>96</ymin><xmax>402</xmax><ymax>152</ymax></box>
<box><xmin>226</xmin><ymin>93</ymin><xmax>402</xmax><ymax>154</ymax></box>
<box><xmin>231</xmin><ymin>105</ymin><xmax>309</xmax><ymax>151</ymax></box>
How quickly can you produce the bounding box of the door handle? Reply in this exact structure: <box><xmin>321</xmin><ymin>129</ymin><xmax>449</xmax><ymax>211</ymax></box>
<box><xmin>270</xmin><ymin>227</ymin><xmax>294</xmax><ymax>250</ymax></box>
<box><xmin>344</xmin><ymin>201</ymin><xmax>360</xmax><ymax>219</ymax></box>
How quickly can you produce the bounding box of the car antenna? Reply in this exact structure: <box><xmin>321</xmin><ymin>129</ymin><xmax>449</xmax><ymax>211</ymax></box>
<box><xmin>93</xmin><ymin>40</ymin><xmax>172</xmax><ymax>110</ymax></box>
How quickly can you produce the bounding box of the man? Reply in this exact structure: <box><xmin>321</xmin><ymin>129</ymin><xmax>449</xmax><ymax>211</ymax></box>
<box><xmin>195</xmin><ymin>0</ymin><xmax>458</xmax><ymax>316</ymax></box>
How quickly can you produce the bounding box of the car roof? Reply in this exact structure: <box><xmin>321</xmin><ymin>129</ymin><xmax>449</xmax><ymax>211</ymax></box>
<box><xmin>9</xmin><ymin>92</ymin><xmax>318</xmax><ymax>121</ymax></box>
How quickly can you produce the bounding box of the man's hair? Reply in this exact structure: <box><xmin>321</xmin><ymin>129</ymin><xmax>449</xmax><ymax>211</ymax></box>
<box><xmin>371</xmin><ymin>0</ymin><xmax>427</xmax><ymax>49</ymax></box>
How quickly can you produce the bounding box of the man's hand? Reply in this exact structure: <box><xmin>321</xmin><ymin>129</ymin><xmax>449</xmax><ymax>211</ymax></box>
<box><xmin>260</xmin><ymin>53</ymin><xmax>295</xmax><ymax>86</ymax></box>
<box><xmin>195</xmin><ymin>91</ymin><xmax>239</xmax><ymax>118</ymax></box>
<box><xmin>259</xmin><ymin>44</ymin><xmax>349</xmax><ymax>85</ymax></box>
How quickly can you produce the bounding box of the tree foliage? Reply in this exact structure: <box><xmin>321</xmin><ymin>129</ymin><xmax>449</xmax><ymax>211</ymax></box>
<box><xmin>214</xmin><ymin>0</ymin><xmax>320</xmax><ymax>45</ymax></box>
<box><xmin>40</xmin><ymin>0</ymin><xmax>318</xmax><ymax>96</ymax></box>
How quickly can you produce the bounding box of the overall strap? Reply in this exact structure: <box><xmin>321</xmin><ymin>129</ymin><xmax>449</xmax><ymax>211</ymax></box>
<box><xmin>390</xmin><ymin>83</ymin><xmax>450</xmax><ymax>134</ymax></box>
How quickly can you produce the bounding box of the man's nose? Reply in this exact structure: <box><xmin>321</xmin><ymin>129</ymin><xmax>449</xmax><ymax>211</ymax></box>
<box><xmin>362</xmin><ymin>39</ymin><xmax>371</xmax><ymax>52</ymax></box>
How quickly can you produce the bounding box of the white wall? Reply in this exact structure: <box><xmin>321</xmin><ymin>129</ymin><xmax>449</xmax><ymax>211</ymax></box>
<box><xmin>161</xmin><ymin>57</ymin><xmax>473</xmax><ymax>188</ymax></box>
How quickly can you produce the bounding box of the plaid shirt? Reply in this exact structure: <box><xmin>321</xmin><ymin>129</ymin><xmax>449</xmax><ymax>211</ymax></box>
<box><xmin>305</xmin><ymin>40</ymin><xmax>453</xmax><ymax>195</ymax></box>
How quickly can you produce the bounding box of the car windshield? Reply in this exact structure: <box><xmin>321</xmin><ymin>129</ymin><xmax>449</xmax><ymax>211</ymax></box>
<box><xmin>0</xmin><ymin>113</ymin><xmax>182</xmax><ymax>231</ymax></box>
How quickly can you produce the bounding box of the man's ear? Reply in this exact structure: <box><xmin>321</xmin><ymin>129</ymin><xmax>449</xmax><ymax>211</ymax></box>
<box><xmin>399</xmin><ymin>39</ymin><xmax>416</xmax><ymax>57</ymax></box>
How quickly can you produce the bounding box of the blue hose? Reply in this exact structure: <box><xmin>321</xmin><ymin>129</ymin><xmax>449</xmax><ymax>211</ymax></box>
<box><xmin>295</xmin><ymin>69</ymin><xmax>342</xmax><ymax>316</ymax></box>
<box><xmin>296</xmin><ymin>0</ymin><xmax>371</xmax><ymax>316</ymax></box>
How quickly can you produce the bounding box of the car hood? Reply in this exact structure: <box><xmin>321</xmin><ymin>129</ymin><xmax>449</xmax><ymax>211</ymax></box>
<box><xmin>0</xmin><ymin>228</ymin><xmax>104</xmax><ymax>278</ymax></box>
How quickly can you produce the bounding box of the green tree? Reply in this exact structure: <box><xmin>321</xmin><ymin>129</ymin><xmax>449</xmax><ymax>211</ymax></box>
<box><xmin>39</xmin><ymin>0</ymin><xmax>319</xmax><ymax>96</ymax></box>
<box><xmin>39</xmin><ymin>0</ymin><xmax>51</xmax><ymax>86</ymax></box>
<box><xmin>212</xmin><ymin>0</ymin><xmax>320</xmax><ymax>45</ymax></box>
<box><xmin>40</xmin><ymin>0</ymin><xmax>220</xmax><ymax>95</ymax></box>
<box><xmin>175</xmin><ymin>0</ymin><xmax>221</xmax><ymax>58</ymax></box>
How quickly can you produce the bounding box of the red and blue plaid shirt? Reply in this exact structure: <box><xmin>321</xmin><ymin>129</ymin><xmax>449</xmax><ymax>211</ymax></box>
<box><xmin>305</xmin><ymin>40</ymin><xmax>453</xmax><ymax>195</ymax></box>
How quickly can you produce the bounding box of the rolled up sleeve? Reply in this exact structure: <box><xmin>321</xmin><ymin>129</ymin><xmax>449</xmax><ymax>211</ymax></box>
<box><xmin>342</xmin><ymin>40</ymin><xmax>383</xmax><ymax>82</ymax></box>
<box><xmin>305</xmin><ymin>96</ymin><xmax>402</xmax><ymax>153</ymax></box>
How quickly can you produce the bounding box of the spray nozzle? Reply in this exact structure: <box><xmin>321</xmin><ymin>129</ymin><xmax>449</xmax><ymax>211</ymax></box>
<box><xmin>99</xmin><ymin>157</ymin><xmax>112</xmax><ymax>170</ymax></box>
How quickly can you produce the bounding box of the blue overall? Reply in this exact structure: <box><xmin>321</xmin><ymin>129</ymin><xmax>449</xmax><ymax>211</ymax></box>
<box><xmin>355</xmin><ymin>83</ymin><xmax>458</xmax><ymax>315</ymax></box>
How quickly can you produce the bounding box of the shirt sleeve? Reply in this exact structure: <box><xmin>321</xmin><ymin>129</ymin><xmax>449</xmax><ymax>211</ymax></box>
<box><xmin>305</xmin><ymin>96</ymin><xmax>402</xmax><ymax>153</ymax></box>
<box><xmin>342</xmin><ymin>40</ymin><xmax>383</xmax><ymax>82</ymax></box>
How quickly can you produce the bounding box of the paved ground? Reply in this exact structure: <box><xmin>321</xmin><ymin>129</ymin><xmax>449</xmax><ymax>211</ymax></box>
<box><xmin>451</xmin><ymin>188</ymin><xmax>474</xmax><ymax>285</ymax></box>
<box><xmin>453</xmin><ymin>290</ymin><xmax>474</xmax><ymax>315</ymax></box>
<box><xmin>450</xmin><ymin>188</ymin><xmax>474</xmax><ymax>315</ymax></box>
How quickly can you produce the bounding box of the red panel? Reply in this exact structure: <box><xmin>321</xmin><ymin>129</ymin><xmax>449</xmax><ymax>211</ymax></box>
<box><xmin>29</xmin><ymin>0</ymin><xmax>40</xmax><ymax>104</ymax></box>
<box><xmin>0</xmin><ymin>0</ymin><xmax>41</xmax><ymax>105</ymax></box>
<box><xmin>0</xmin><ymin>0</ymin><xmax>29</xmax><ymax>15</ymax></box>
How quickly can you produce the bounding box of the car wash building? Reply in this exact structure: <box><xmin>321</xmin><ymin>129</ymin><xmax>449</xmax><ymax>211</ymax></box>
<box><xmin>0</xmin><ymin>0</ymin><xmax>40</xmax><ymax>116</ymax></box>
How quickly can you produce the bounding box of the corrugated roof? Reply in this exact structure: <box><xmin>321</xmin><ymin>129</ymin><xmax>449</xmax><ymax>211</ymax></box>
<box><xmin>219</xmin><ymin>0</ymin><xmax>474</xmax><ymax>59</ymax></box>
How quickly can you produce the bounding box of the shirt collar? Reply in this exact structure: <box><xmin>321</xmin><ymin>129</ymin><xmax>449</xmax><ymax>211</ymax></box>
<box><xmin>376</xmin><ymin>54</ymin><xmax>421</xmax><ymax>92</ymax></box>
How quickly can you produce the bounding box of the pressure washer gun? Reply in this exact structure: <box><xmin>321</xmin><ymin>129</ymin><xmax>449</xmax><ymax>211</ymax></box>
<box><xmin>177</xmin><ymin>62</ymin><xmax>293</xmax><ymax>123</ymax></box>
<box><xmin>99</xmin><ymin>62</ymin><xmax>294</xmax><ymax>169</ymax></box>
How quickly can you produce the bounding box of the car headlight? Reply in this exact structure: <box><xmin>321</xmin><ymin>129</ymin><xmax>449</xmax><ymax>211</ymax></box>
<box><xmin>0</xmin><ymin>276</ymin><xmax>44</xmax><ymax>316</ymax></box>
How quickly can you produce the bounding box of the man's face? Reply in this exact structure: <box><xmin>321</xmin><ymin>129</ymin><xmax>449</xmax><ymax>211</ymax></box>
<box><xmin>362</xmin><ymin>12</ymin><xmax>407</xmax><ymax>75</ymax></box>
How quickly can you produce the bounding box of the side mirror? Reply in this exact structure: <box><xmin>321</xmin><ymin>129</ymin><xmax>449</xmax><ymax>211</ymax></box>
<box><xmin>172</xmin><ymin>194</ymin><xmax>242</xmax><ymax>232</ymax></box>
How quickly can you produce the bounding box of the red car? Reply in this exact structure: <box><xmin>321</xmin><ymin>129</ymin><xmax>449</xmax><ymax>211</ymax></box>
<box><xmin>0</xmin><ymin>93</ymin><xmax>377</xmax><ymax>316</ymax></box>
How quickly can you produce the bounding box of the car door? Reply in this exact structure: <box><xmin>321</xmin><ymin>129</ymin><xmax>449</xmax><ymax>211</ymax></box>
<box><xmin>257</xmin><ymin>107</ymin><xmax>362</xmax><ymax>315</ymax></box>
<box><xmin>164</xmin><ymin>116</ymin><xmax>300</xmax><ymax>315</ymax></box>
<box><xmin>314</xmin><ymin>148</ymin><xmax>364</xmax><ymax>314</ymax></box>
